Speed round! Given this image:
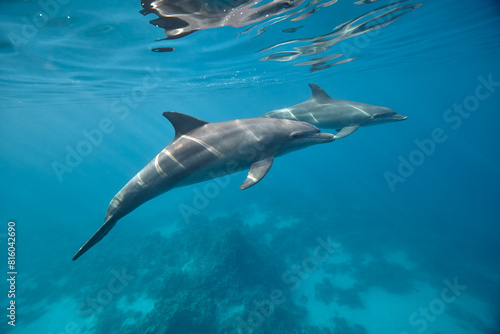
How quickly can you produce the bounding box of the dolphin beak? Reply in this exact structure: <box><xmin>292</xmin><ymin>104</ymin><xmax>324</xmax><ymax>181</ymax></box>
<box><xmin>392</xmin><ymin>114</ymin><xmax>408</xmax><ymax>121</ymax></box>
<box><xmin>312</xmin><ymin>132</ymin><xmax>335</xmax><ymax>143</ymax></box>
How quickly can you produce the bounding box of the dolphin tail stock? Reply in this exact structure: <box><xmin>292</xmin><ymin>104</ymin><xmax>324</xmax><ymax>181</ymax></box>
<box><xmin>72</xmin><ymin>217</ymin><xmax>118</xmax><ymax>261</ymax></box>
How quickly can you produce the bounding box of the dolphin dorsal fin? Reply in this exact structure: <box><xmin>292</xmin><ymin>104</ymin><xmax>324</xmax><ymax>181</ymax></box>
<box><xmin>163</xmin><ymin>111</ymin><xmax>209</xmax><ymax>138</ymax></box>
<box><xmin>309</xmin><ymin>83</ymin><xmax>333</xmax><ymax>103</ymax></box>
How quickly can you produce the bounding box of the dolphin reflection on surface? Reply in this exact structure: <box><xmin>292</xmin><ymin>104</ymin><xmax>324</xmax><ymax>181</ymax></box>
<box><xmin>140</xmin><ymin>0</ymin><xmax>422</xmax><ymax>72</ymax></box>
<box><xmin>140</xmin><ymin>0</ymin><xmax>308</xmax><ymax>39</ymax></box>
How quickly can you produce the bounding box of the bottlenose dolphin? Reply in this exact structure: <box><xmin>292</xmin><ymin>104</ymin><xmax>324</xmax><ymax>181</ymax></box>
<box><xmin>261</xmin><ymin>84</ymin><xmax>407</xmax><ymax>139</ymax></box>
<box><xmin>73</xmin><ymin>112</ymin><xmax>334</xmax><ymax>260</ymax></box>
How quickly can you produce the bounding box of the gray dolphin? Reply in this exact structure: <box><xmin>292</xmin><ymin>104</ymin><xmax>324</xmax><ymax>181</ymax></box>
<box><xmin>73</xmin><ymin>112</ymin><xmax>334</xmax><ymax>260</ymax></box>
<box><xmin>261</xmin><ymin>84</ymin><xmax>407</xmax><ymax>139</ymax></box>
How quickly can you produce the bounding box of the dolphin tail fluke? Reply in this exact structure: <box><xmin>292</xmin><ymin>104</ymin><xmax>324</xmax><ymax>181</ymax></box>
<box><xmin>72</xmin><ymin>218</ymin><xmax>118</xmax><ymax>261</ymax></box>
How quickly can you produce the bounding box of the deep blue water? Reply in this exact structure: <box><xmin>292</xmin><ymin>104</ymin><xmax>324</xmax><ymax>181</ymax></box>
<box><xmin>1</xmin><ymin>0</ymin><xmax>500</xmax><ymax>333</ymax></box>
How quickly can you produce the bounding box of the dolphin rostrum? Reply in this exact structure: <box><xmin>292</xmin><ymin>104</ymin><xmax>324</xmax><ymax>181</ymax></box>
<box><xmin>72</xmin><ymin>112</ymin><xmax>334</xmax><ymax>260</ymax></box>
<box><xmin>261</xmin><ymin>84</ymin><xmax>407</xmax><ymax>139</ymax></box>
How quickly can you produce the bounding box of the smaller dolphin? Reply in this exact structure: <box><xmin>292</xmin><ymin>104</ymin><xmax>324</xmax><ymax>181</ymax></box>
<box><xmin>72</xmin><ymin>112</ymin><xmax>334</xmax><ymax>261</ymax></box>
<box><xmin>261</xmin><ymin>84</ymin><xmax>407</xmax><ymax>139</ymax></box>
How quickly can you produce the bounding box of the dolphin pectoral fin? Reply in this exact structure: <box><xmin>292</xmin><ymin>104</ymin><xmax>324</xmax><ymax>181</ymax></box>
<box><xmin>72</xmin><ymin>218</ymin><xmax>118</xmax><ymax>261</ymax></box>
<box><xmin>334</xmin><ymin>125</ymin><xmax>360</xmax><ymax>139</ymax></box>
<box><xmin>239</xmin><ymin>156</ymin><xmax>274</xmax><ymax>190</ymax></box>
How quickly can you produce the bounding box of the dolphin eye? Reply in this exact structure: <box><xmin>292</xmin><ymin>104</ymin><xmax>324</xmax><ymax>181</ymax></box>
<box><xmin>291</xmin><ymin>132</ymin><xmax>301</xmax><ymax>139</ymax></box>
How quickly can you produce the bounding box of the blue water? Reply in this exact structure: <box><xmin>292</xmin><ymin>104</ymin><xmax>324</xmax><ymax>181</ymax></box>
<box><xmin>1</xmin><ymin>0</ymin><xmax>500</xmax><ymax>333</ymax></box>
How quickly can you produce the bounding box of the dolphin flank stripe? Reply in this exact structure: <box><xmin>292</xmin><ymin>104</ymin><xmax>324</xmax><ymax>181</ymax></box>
<box><xmin>114</xmin><ymin>191</ymin><xmax>124</xmax><ymax>202</ymax></box>
<box><xmin>136</xmin><ymin>173</ymin><xmax>145</xmax><ymax>186</ymax></box>
<box><xmin>285</xmin><ymin>108</ymin><xmax>299</xmax><ymax>120</ymax></box>
<box><xmin>161</xmin><ymin>149</ymin><xmax>186</xmax><ymax>169</ymax></box>
<box><xmin>182</xmin><ymin>135</ymin><xmax>225</xmax><ymax>158</ymax></box>
<box><xmin>154</xmin><ymin>155</ymin><xmax>168</xmax><ymax>177</ymax></box>
<box><xmin>351</xmin><ymin>105</ymin><xmax>371</xmax><ymax>117</ymax></box>
<box><xmin>111</xmin><ymin>197</ymin><xmax>121</xmax><ymax>207</ymax></box>
<box><xmin>309</xmin><ymin>112</ymin><xmax>319</xmax><ymax>123</ymax></box>
<box><xmin>235</xmin><ymin>119</ymin><xmax>261</xmax><ymax>141</ymax></box>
